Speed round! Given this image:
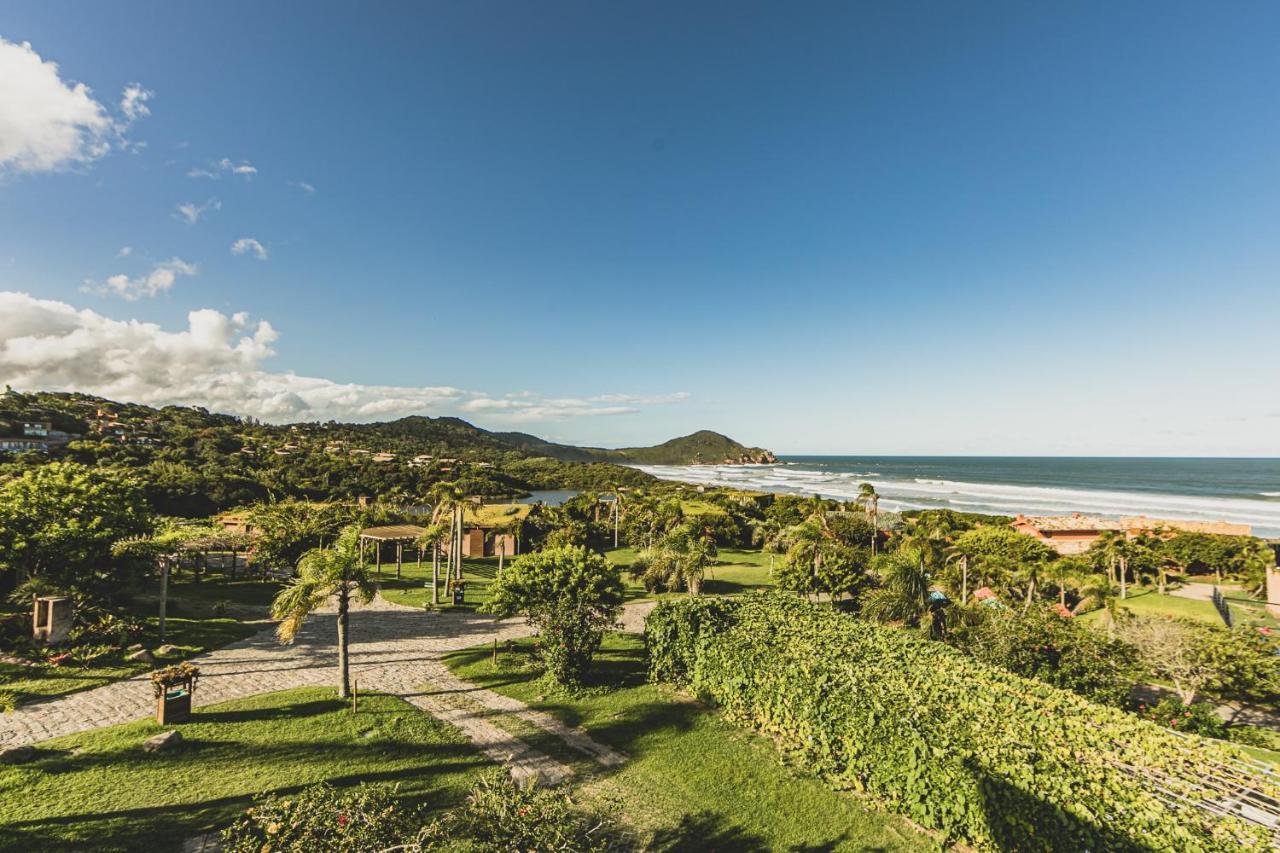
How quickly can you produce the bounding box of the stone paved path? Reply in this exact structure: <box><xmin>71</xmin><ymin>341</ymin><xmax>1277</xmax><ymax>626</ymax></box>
<box><xmin>1</xmin><ymin>595</ymin><xmax>649</xmax><ymax>785</ymax></box>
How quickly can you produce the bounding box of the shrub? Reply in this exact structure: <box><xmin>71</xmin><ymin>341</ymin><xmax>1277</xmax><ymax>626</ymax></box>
<box><xmin>647</xmin><ymin>594</ymin><xmax>1276</xmax><ymax>850</ymax></box>
<box><xmin>1227</xmin><ymin>725</ymin><xmax>1280</xmax><ymax>751</ymax></box>
<box><xmin>0</xmin><ymin>689</ymin><xmax>18</xmax><ymax>713</ymax></box>
<box><xmin>485</xmin><ymin>546</ymin><xmax>624</xmax><ymax>686</ymax></box>
<box><xmin>414</xmin><ymin>769</ymin><xmax>619</xmax><ymax>851</ymax></box>
<box><xmin>946</xmin><ymin>605</ymin><xmax>1141</xmax><ymax>706</ymax></box>
<box><xmin>1133</xmin><ymin>696</ymin><xmax>1227</xmax><ymax>739</ymax></box>
<box><xmin>646</xmin><ymin>595</ymin><xmax>737</xmax><ymax>686</ymax></box>
<box><xmin>221</xmin><ymin>782</ymin><xmax>418</xmax><ymax>852</ymax></box>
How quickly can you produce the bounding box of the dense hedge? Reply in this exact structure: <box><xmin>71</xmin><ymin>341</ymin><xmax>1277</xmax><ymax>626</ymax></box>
<box><xmin>647</xmin><ymin>594</ymin><xmax>1277</xmax><ymax>851</ymax></box>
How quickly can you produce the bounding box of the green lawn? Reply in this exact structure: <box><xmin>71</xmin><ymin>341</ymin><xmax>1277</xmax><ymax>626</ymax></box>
<box><xmin>605</xmin><ymin>547</ymin><xmax>777</xmax><ymax>601</ymax></box>
<box><xmin>0</xmin><ymin>687</ymin><xmax>487</xmax><ymax>852</ymax></box>
<box><xmin>377</xmin><ymin>547</ymin><xmax>778</xmax><ymax>610</ymax></box>
<box><xmin>1077</xmin><ymin>588</ymin><xmax>1279</xmax><ymax>630</ymax></box>
<box><xmin>1</xmin><ymin>573</ymin><xmax>281</xmax><ymax>708</ymax></box>
<box><xmin>445</xmin><ymin>634</ymin><xmax>936</xmax><ymax>852</ymax></box>
<box><xmin>376</xmin><ymin>555</ymin><xmax>499</xmax><ymax>610</ymax></box>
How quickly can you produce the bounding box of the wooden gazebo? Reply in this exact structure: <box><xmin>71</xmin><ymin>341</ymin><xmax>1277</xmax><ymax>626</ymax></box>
<box><xmin>358</xmin><ymin>524</ymin><xmax>427</xmax><ymax>579</ymax></box>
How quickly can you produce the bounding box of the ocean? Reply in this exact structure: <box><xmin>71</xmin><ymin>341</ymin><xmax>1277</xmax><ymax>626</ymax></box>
<box><xmin>634</xmin><ymin>457</ymin><xmax>1280</xmax><ymax>538</ymax></box>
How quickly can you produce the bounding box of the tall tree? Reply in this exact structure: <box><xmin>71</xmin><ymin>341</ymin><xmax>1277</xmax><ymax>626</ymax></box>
<box><xmin>0</xmin><ymin>461</ymin><xmax>152</xmax><ymax>600</ymax></box>
<box><xmin>272</xmin><ymin>524</ymin><xmax>374</xmax><ymax>698</ymax></box>
<box><xmin>856</xmin><ymin>483</ymin><xmax>880</xmax><ymax>555</ymax></box>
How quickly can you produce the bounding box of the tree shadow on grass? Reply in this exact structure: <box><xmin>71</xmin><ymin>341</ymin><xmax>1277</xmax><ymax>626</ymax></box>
<box><xmin>2</xmin><ymin>743</ymin><xmax>489</xmax><ymax>852</ymax></box>
<box><xmin>193</xmin><ymin>698</ymin><xmax>341</xmax><ymax>724</ymax></box>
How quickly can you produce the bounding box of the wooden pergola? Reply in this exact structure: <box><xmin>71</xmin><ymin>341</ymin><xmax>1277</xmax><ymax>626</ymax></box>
<box><xmin>358</xmin><ymin>524</ymin><xmax>427</xmax><ymax>579</ymax></box>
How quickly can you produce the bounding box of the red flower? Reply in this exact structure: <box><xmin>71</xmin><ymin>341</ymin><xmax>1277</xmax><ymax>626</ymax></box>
<box><xmin>337</xmin><ymin>814</ymin><xmax>347</xmax><ymax>826</ymax></box>
<box><xmin>518</xmin><ymin>807</ymin><xmax>529</xmax><ymax>817</ymax></box>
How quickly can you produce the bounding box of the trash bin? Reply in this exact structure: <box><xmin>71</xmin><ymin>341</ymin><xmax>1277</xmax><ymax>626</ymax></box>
<box><xmin>452</xmin><ymin>582</ymin><xmax>465</xmax><ymax>606</ymax></box>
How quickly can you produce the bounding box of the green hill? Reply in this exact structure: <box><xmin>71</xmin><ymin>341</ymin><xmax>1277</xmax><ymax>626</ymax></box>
<box><xmin>494</xmin><ymin>428</ymin><xmax>777</xmax><ymax>466</ymax></box>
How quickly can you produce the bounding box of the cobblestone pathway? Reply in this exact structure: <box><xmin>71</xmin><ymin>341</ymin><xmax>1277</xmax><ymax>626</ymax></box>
<box><xmin>2</xmin><ymin>596</ymin><xmax>647</xmax><ymax>785</ymax></box>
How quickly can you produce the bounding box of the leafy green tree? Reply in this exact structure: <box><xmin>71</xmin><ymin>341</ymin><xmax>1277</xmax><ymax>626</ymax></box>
<box><xmin>485</xmin><ymin>545</ymin><xmax>624</xmax><ymax>686</ymax></box>
<box><xmin>271</xmin><ymin>524</ymin><xmax>375</xmax><ymax>697</ymax></box>
<box><xmin>952</xmin><ymin>526</ymin><xmax>1055</xmax><ymax>607</ymax></box>
<box><xmin>1113</xmin><ymin>615</ymin><xmax>1269</xmax><ymax>706</ymax></box>
<box><xmin>0</xmin><ymin>461</ymin><xmax>152</xmax><ymax>600</ymax></box>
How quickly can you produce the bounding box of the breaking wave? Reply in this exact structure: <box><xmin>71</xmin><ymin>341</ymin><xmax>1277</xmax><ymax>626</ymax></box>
<box><xmin>635</xmin><ymin>462</ymin><xmax>1280</xmax><ymax>536</ymax></box>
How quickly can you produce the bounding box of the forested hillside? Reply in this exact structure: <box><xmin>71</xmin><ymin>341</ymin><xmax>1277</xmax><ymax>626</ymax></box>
<box><xmin>494</xmin><ymin>428</ymin><xmax>778</xmax><ymax>465</ymax></box>
<box><xmin>0</xmin><ymin>390</ymin><xmax>652</xmax><ymax>516</ymax></box>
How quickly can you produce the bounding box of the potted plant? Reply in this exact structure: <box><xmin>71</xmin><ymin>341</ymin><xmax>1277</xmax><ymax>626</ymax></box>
<box><xmin>152</xmin><ymin>661</ymin><xmax>199</xmax><ymax>724</ymax></box>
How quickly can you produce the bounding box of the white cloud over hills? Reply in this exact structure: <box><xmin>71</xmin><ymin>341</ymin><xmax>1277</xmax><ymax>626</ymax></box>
<box><xmin>0</xmin><ymin>37</ymin><xmax>150</xmax><ymax>176</ymax></box>
<box><xmin>0</xmin><ymin>292</ymin><xmax>689</xmax><ymax>425</ymax></box>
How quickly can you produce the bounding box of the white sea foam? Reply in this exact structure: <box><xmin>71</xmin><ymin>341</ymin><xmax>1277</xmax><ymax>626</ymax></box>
<box><xmin>635</xmin><ymin>463</ymin><xmax>1280</xmax><ymax>536</ymax></box>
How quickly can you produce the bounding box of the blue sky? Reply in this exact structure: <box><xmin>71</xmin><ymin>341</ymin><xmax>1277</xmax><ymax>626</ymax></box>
<box><xmin>1</xmin><ymin>2</ymin><xmax>1278</xmax><ymax>455</ymax></box>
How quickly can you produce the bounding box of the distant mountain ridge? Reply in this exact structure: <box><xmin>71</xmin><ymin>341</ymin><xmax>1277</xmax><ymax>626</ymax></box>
<box><xmin>492</xmin><ymin>428</ymin><xmax>778</xmax><ymax>466</ymax></box>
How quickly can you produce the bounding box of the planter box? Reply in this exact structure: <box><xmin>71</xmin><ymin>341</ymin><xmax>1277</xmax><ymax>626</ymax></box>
<box><xmin>156</xmin><ymin>688</ymin><xmax>192</xmax><ymax>724</ymax></box>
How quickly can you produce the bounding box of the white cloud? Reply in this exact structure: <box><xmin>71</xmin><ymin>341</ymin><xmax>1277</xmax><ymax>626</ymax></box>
<box><xmin>84</xmin><ymin>257</ymin><xmax>197</xmax><ymax>301</ymax></box>
<box><xmin>0</xmin><ymin>38</ymin><xmax>111</xmax><ymax>174</ymax></box>
<box><xmin>116</xmin><ymin>246</ymin><xmax>133</xmax><ymax>258</ymax></box>
<box><xmin>459</xmin><ymin>397</ymin><xmax>640</xmax><ymax>421</ymax></box>
<box><xmin>230</xmin><ymin>237</ymin><xmax>268</xmax><ymax>260</ymax></box>
<box><xmin>188</xmin><ymin>157</ymin><xmax>256</xmax><ymax>179</ymax></box>
<box><xmin>291</xmin><ymin>180</ymin><xmax>316</xmax><ymax>194</ymax></box>
<box><xmin>119</xmin><ymin>84</ymin><xmax>152</xmax><ymax>121</ymax></box>
<box><xmin>174</xmin><ymin>197</ymin><xmax>221</xmax><ymax>224</ymax></box>
<box><xmin>0</xmin><ymin>38</ymin><xmax>151</xmax><ymax>177</ymax></box>
<box><xmin>590</xmin><ymin>392</ymin><xmax>691</xmax><ymax>405</ymax></box>
<box><xmin>0</xmin><ymin>292</ymin><xmax>691</xmax><ymax>425</ymax></box>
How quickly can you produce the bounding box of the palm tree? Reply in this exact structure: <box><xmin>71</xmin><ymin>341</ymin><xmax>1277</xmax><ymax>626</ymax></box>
<box><xmin>1090</xmin><ymin>531</ymin><xmax>1127</xmax><ymax>599</ymax></box>
<box><xmin>271</xmin><ymin>524</ymin><xmax>374</xmax><ymax>698</ymax></box>
<box><xmin>429</xmin><ymin>482</ymin><xmax>465</xmax><ymax>593</ymax></box>
<box><xmin>1074</xmin><ymin>575</ymin><xmax>1121</xmax><ymax>640</ymax></box>
<box><xmin>1238</xmin><ymin>538</ymin><xmax>1276</xmax><ymax>597</ymax></box>
<box><xmin>857</xmin><ymin>483</ymin><xmax>880</xmax><ymax>556</ymax></box>
<box><xmin>416</xmin><ymin>520</ymin><xmax>450</xmax><ymax>605</ymax></box>
<box><xmin>865</xmin><ymin>549</ymin><xmax>934</xmax><ymax>635</ymax></box>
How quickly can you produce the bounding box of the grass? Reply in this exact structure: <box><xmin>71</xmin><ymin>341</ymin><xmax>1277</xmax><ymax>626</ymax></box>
<box><xmin>605</xmin><ymin>547</ymin><xmax>777</xmax><ymax>602</ymax></box>
<box><xmin>1</xmin><ymin>573</ymin><xmax>282</xmax><ymax>707</ymax></box>
<box><xmin>1077</xmin><ymin>587</ymin><xmax>1279</xmax><ymax>630</ymax></box>
<box><xmin>376</xmin><ymin>555</ymin><xmax>499</xmax><ymax>610</ymax></box>
<box><xmin>445</xmin><ymin>633</ymin><xmax>936</xmax><ymax>852</ymax></box>
<box><xmin>0</xmin><ymin>687</ymin><xmax>487</xmax><ymax>852</ymax></box>
<box><xmin>377</xmin><ymin>547</ymin><xmax>779</xmax><ymax>610</ymax></box>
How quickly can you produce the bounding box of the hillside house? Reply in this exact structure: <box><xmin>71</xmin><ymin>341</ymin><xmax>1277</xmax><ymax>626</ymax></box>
<box><xmin>22</xmin><ymin>421</ymin><xmax>50</xmax><ymax>437</ymax></box>
<box><xmin>1011</xmin><ymin>513</ymin><xmax>1252</xmax><ymax>555</ymax></box>
<box><xmin>0</xmin><ymin>436</ymin><xmax>49</xmax><ymax>453</ymax></box>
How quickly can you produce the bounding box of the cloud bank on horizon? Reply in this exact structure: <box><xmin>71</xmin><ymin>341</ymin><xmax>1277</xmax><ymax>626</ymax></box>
<box><xmin>0</xmin><ymin>292</ymin><xmax>690</xmax><ymax>425</ymax></box>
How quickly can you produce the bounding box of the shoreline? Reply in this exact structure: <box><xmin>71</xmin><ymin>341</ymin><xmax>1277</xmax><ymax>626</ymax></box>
<box><xmin>635</xmin><ymin>458</ymin><xmax>1280</xmax><ymax>538</ymax></box>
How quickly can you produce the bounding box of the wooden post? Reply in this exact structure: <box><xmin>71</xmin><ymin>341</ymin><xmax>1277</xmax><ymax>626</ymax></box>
<box><xmin>396</xmin><ymin>541</ymin><xmax>403</xmax><ymax>580</ymax></box>
<box><xmin>375</xmin><ymin>540</ymin><xmax>382</xmax><ymax>577</ymax></box>
<box><xmin>492</xmin><ymin>637</ymin><xmax>498</xmax><ymax>665</ymax></box>
<box><xmin>352</xmin><ymin>679</ymin><xmax>358</xmax><ymax>713</ymax></box>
